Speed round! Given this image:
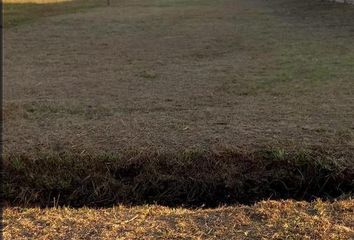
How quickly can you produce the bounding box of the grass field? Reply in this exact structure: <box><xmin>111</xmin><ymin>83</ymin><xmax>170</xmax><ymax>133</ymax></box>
<box><xmin>3</xmin><ymin>0</ymin><xmax>103</xmax><ymax>27</ymax></box>
<box><xmin>3</xmin><ymin>0</ymin><xmax>354</xmax><ymax>238</ymax></box>
<box><xmin>4</xmin><ymin>0</ymin><xmax>354</xmax><ymax>155</ymax></box>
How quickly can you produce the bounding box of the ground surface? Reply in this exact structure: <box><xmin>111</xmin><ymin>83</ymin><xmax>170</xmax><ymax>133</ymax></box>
<box><xmin>3</xmin><ymin>0</ymin><xmax>354</xmax><ymax>239</ymax></box>
<box><xmin>4</xmin><ymin>0</ymin><xmax>354</xmax><ymax>156</ymax></box>
<box><xmin>4</xmin><ymin>200</ymin><xmax>354</xmax><ymax>239</ymax></box>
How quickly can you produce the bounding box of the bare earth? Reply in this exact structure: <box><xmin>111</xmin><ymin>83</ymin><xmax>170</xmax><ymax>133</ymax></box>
<box><xmin>4</xmin><ymin>0</ymin><xmax>354</xmax><ymax>155</ymax></box>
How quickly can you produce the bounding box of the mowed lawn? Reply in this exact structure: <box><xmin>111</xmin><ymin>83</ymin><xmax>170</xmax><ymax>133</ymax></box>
<box><xmin>3</xmin><ymin>0</ymin><xmax>354</xmax><ymax>239</ymax></box>
<box><xmin>4</xmin><ymin>0</ymin><xmax>354</xmax><ymax>155</ymax></box>
<box><xmin>3</xmin><ymin>0</ymin><xmax>103</xmax><ymax>27</ymax></box>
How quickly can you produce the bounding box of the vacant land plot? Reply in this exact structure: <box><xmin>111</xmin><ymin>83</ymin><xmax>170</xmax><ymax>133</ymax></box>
<box><xmin>3</xmin><ymin>0</ymin><xmax>354</xmax><ymax>238</ymax></box>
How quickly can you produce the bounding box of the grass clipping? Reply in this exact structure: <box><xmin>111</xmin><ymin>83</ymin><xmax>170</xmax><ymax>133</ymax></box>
<box><xmin>4</xmin><ymin>148</ymin><xmax>353</xmax><ymax>207</ymax></box>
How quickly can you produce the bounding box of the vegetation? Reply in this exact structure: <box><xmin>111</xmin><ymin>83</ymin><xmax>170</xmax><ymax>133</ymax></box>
<box><xmin>4</xmin><ymin>200</ymin><xmax>354</xmax><ymax>239</ymax></box>
<box><xmin>3</xmin><ymin>0</ymin><xmax>103</xmax><ymax>28</ymax></box>
<box><xmin>3</xmin><ymin>0</ymin><xmax>354</xmax><ymax>238</ymax></box>
<box><xmin>4</xmin><ymin>149</ymin><xmax>353</xmax><ymax>207</ymax></box>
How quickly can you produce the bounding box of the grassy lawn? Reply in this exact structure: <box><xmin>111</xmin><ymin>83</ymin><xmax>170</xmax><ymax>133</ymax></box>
<box><xmin>4</xmin><ymin>0</ymin><xmax>354</xmax><ymax>156</ymax></box>
<box><xmin>3</xmin><ymin>0</ymin><xmax>354</xmax><ymax>238</ymax></box>
<box><xmin>3</xmin><ymin>0</ymin><xmax>104</xmax><ymax>27</ymax></box>
<box><xmin>4</xmin><ymin>0</ymin><xmax>354</xmax><ymax>206</ymax></box>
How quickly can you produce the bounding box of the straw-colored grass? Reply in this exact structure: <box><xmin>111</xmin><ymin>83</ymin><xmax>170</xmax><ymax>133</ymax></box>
<box><xmin>3</xmin><ymin>0</ymin><xmax>71</xmax><ymax>3</ymax></box>
<box><xmin>4</xmin><ymin>200</ymin><xmax>354</xmax><ymax>239</ymax></box>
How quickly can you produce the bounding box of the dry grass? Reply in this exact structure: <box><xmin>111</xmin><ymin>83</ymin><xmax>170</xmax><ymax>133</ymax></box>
<box><xmin>4</xmin><ymin>0</ymin><xmax>354</xmax><ymax>156</ymax></box>
<box><xmin>3</xmin><ymin>0</ymin><xmax>354</xmax><ymax>238</ymax></box>
<box><xmin>3</xmin><ymin>0</ymin><xmax>103</xmax><ymax>27</ymax></box>
<box><xmin>3</xmin><ymin>0</ymin><xmax>71</xmax><ymax>3</ymax></box>
<box><xmin>4</xmin><ymin>200</ymin><xmax>354</xmax><ymax>239</ymax></box>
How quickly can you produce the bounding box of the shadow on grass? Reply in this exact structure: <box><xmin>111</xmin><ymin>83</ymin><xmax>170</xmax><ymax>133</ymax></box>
<box><xmin>4</xmin><ymin>148</ymin><xmax>353</xmax><ymax>208</ymax></box>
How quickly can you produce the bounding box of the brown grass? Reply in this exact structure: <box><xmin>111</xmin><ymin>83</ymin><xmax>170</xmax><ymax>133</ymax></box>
<box><xmin>3</xmin><ymin>0</ymin><xmax>103</xmax><ymax>27</ymax></box>
<box><xmin>3</xmin><ymin>0</ymin><xmax>354</xmax><ymax>238</ymax></box>
<box><xmin>3</xmin><ymin>0</ymin><xmax>71</xmax><ymax>3</ymax></box>
<box><xmin>4</xmin><ymin>0</ymin><xmax>354</xmax><ymax>156</ymax></box>
<box><xmin>3</xmin><ymin>0</ymin><xmax>354</xmax><ymax>209</ymax></box>
<box><xmin>4</xmin><ymin>200</ymin><xmax>354</xmax><ymax>239</ymax></box>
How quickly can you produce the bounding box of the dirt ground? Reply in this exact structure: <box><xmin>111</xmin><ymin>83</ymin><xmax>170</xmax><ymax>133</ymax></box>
<box><xmin>4</xmin><ymin>0</ymin><xmax>354</xmax><ymax>156</ymax></box>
